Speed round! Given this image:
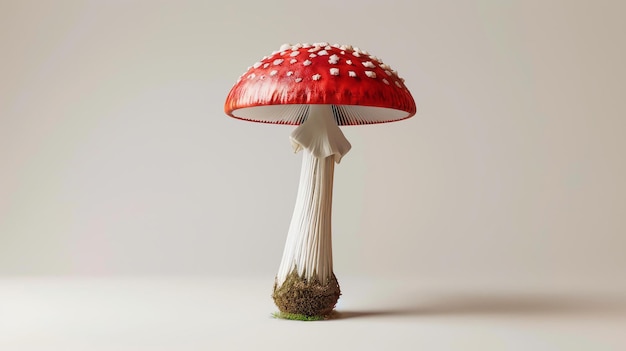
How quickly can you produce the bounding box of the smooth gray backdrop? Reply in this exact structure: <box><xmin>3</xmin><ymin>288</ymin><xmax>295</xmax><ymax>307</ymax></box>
<box><xmin>1</xmin><ymin>0</ymin><xmax>625</xmax><ymax>289</ymax></box>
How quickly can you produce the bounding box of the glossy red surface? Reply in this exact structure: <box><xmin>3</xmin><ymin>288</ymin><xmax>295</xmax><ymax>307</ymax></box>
<box><xmin>224</xmin><ymin>43</ymin><xmax>417</xmax><ymax>125</ymax></box>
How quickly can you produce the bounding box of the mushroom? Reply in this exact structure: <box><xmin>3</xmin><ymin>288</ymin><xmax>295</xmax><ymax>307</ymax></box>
<box><xmin>224</xmin><ymin>42</ymin><xmax>416</xmax><ymax>319</ymax></box>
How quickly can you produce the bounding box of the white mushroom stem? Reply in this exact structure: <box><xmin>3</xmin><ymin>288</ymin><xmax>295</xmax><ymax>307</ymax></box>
<box><xmin>276</xmin><ymin>105</ymin><xmax>351</xmax><ymax>287</ymax></box>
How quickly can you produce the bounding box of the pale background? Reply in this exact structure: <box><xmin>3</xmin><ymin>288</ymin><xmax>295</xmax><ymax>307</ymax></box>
<box><xmin>1</xmin><ymin>0</ymin><xmax>625</xmax><ymax>350</ymax></box>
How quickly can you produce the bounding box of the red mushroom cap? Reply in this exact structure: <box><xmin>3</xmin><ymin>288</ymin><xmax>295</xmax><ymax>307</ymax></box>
<box><xmin>224</xmin><ymin>42</ymin><xmax>417</xmax><ymax>125</ymax></box>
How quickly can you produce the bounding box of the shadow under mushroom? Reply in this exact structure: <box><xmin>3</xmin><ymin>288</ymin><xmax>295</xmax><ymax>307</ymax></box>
<box><xmin>331</xmin><ymin>292</ymin><xmax>626</xmax><ymax>320</ymax></box>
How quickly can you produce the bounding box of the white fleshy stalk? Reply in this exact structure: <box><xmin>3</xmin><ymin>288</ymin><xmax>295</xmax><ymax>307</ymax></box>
<box><xmin>276</xmin><ymin>105</ymin><xmax>351</xmax><ymax>287</ymax></box>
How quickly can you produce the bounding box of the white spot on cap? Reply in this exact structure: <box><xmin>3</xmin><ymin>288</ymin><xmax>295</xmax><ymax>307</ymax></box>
<box><xmin>303</xmin><ymin>60</ymin><xmax>312</xmax><ymax>66</ymax></box>
<box><xmin>400</xmin><ymin>77</ymin><xmax>405</xmax><ymax>83</ymax></box>
<box><xmin>263</xmin><ymin>63</ymin><xmax>270</xmax><ymax>68</ymax></box>
<box><xmin>380</xmin><ymin>63</ymin><xmax>390</xmax><ymax>70</ymax></box>
<box><xmin>248</xmin><ymin>73</ymin><xmax>256</xmax><ymax>79</ymax></box>
<box><xmin>352</xmin><ymin>51</ymin><xmax>361</xmax><ymax>57</ymax></box>
<box><xmin>309</xmin><ymin>53</ymin><xmax>317</xmax><ymax>58</ymax></box>
<box><xmin>384</xmin><ymin>70</ymin><xmax>392</xmax><ymax>76</ymax></box>
<box><xmin>365</xmin><ymin>71</ymin><xmax>376</xmax><ymax>78</ymax></box>
<box><xmin>270</xmin><ymin>70</ymin><xmax>278</xmax><ymax>76</ymax></box>
<box><xmin>287</xmin><ymin>71</ymin><xmax>294</xmax><ymax>76</ymax></box>
<box><xmin>328</xmin><ymin>54</ymin><xmax>339</xmax><ymax>64</ymax></box>
<box><xmin>253</xmin><ymin>62</ymin><xmax>262</xmax><ymax>69</ymax></box>
<box><xmin>330</xmin><ymin>68</ymin><xmax>339</xmax><ymax>75</ymax></box>
<box><xmin>290</xmin><ymin>59</ymin><xmax>297</xmax><ymax>64</ymax></box>
<box><xmin>382</xmin><ymin>78</ymin><xmax>390</xmax><ymax>85</ymax></box>
<box><xmin>279</xmin><ymin>43</ymin><xmax>291</xmax><ymax>51</ymax></box>
<box><xmin>308</xmin><ymin>47</ymin><xmax>320</xmax><ymax>52</ymax></box>
<box><xmin>318</xmin><ymin>50</ymin><xmax>329</xmax><ymax>56</ymax></box>
<box><xmin>312</xmin><ymin>74</ymin><xmax>321</xmax><ymax>80</ymax></box>
<box><xmin>348</xmin><ymin>71</ymin><xmax>357</xmax><ymax>77</ymax></box>
<box><xmin>346</xmin><ymin>60</ymin><xmax>353</xmax><ymax>65</ymax></box>
<box><xmin>324</xmin><ymin>45</ymin><xmax>331</xmax><ymax>50</ymax></box>
<box><xmin>273</xmin><ymin>59</ymin><xmax>284</xmax><ymax>65</ymax></box>
<box><xmin>332</xmin><ymin>43</ymin><xmax>341</xmax><ymax>48</ymax></box>
<box><xmin>340</xmin><ymin>51</ymin><xmax>345</xmax><ymax>55</ymax></box>
<box><xmin>290</xmin><ymin>51</ymin><xmax>300</xmax><ymax>57</ymax></box>
<box><xmin>395</xmin><ymin>81</ymin><xmax>402</xmax><ymax>87</ymax></box>
<box><xmin>362</xmin><ymin>61</ymin><xmax>376</xmax><ymax>68</ymax></box>
<box><xmin>295</xmin><ymin>77</ymin><xmax>303</xmax><ymax>82</ymax></box>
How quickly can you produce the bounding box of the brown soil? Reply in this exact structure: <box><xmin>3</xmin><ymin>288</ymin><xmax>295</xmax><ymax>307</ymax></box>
<box><xmin>272</xmin><ymin>270</ymin><xmax>341</xmax><ymax>317</ymax></box>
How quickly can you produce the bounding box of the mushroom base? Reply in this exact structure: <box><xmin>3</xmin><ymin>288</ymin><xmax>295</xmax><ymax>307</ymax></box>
<box><xmin>272</xmin><ymin>270</ymin><xmax>341</xmax><ymax>318</ymax></box>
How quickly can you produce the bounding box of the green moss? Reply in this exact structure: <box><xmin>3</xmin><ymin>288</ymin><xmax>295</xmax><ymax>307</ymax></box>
<box><xmin>271</xmin><ymin>311</ymin><xmax>327</xmax><ymax>321</ymax></box>
<box><xmin>272</xmin><ymin>269</ymin><xmax>340</xmax><ymax>319</ymax></box>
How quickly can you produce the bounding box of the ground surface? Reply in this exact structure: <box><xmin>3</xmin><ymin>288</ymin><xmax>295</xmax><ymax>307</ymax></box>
<box><xmin>1</xmin><ymin>276</ymin><xmax>625</xmax><ymax>350</ymax></box>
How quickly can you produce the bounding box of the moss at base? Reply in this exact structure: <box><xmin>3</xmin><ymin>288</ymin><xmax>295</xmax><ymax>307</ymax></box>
<box><xmin>272</xmin><ymin>270</ymin><xmax>341</xmax><ymax>318</ymax></box>
<box><xmin>271</xmin><ymin>311</ymin><xmax>328</xmax><ymax>321</ymax></box>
